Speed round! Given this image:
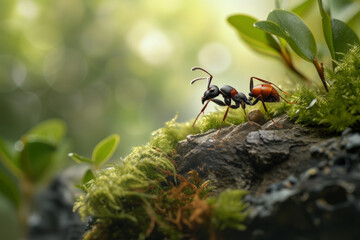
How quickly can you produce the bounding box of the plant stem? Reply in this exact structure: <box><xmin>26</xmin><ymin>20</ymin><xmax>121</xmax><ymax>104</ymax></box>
<box><xmin>313</xmin><ymin>58</ymin><xmax>329</xmax><ymax>92</ymax></box>
<box><xmin>280</xmin><ymin>47</ymin><xmax>311</xmax><ymax>84</ymax></box>
<box><xmin>18</xmin><ymin>177</ymin><xmax>34</xmax><ymax>239</ymax></box>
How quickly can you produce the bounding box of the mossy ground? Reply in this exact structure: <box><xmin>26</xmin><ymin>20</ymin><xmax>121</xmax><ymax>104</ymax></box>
<box><xmin>75</xmin><ymin>45</ymin><xmax>360</xmax><ymax>239</ymax></box>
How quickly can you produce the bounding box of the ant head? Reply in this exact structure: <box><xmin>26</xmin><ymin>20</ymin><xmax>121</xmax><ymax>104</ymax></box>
<box><xmin>202</xmin><ymin>85</ymin><xmax>219</xmax><ymax>104</ymax></box>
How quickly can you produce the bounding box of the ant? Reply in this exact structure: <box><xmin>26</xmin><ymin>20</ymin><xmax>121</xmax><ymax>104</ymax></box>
<box><xmin>190</xmin><ymin>67</ymin><xmax>296</xmax><ymax>136</ymax></box>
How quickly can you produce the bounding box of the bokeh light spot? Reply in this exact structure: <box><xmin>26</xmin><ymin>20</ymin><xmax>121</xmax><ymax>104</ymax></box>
<box><xmin>198</xmin><ymin>42</ymin><xmax>232</xmax><ymax>74</ymax></box>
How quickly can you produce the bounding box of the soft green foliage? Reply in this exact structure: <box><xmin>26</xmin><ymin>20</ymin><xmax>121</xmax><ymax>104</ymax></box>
<box><xmin>285</xmin><ymin>45</ymin><xmax>360</xmax><ymax>132</ymax></box>
<box><xmin>227</xmin><ymin>14</ymin><xmax>281</xmax><ymax>58</ymax></box>
<box><xmin>229</xmin><ymin>1</ymin><xmax>360</xmax><ymax>92</ymax></box>
<box><xmin>318</xmin><ymin>0</ymin><xmax>360</xmax><ymax>64</ymax></box>
<box><xmin>208</xmin><ymin>189</ymin><xmax>249</xmax><ymax>231</ymax></box>
<box><xmin>69</xmin><ymin>134</ymin><xmax>120</xmax><ymax>185</ymax></box>
<box><xmin>255</xmin><ymin>10</ymin><xmax>317</xmax><ymax>62</ymax></box>
<box><xmin>0</xmin><ymin>119</ymin><xmax>68</xmax><ymax>238</ymax></box>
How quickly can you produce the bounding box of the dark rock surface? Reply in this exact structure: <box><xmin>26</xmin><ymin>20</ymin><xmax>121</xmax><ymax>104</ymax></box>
<box><xmin>175</xmin><ymin>114</ymin><xmax>327</xmax><ymax>195</ymax></box>
<box><xmin>175</xmin><ymin>114</ymin><xmax>360</xmax><ymax>240</ymax></box>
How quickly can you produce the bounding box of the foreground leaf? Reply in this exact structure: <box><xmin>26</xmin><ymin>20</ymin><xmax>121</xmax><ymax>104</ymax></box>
<box><xmin>255</xmin><ymin>9</ymin><xmax>317</xmax><ymax>62</ymax></box>
<box><xmin>227</xmin><ymin>14</ymin><xmax>280</xmax><ymax>57</ymax></box>
<box><xmin>19</xmin><ymin>140</ymin><xmax>57</xmax><ymax>182</ymax></box>
<box><xmin>24</xmin><ymin>119</ymin><xmax>66</xmax><ymax>145</ymax></box>
<box><xmin>82</xmin><ymin>168</ymin><xmax>96</xmax><ymax>184</ymax></box>
<box><xmin>92</xmin><ymin>134</ymin><xmax>120</xmax><ymax>167</ymax></box>
<box><xmin>68</xmin><ymin>152</ymin><xmax>93</xmax><ymax>164</ymax></box>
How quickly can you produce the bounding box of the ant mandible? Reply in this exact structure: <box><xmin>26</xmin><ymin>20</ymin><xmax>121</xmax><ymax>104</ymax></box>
<box><xmin>190</xmin><ymin>67</ymin><xmax>296</xmax><ymax>136</ymax></box>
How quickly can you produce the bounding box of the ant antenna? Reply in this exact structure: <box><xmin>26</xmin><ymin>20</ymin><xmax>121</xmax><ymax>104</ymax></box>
<box><xmin>190</xmin><ymin>67</ymin><xmax>213</xmax><ymax>89</ymax></box>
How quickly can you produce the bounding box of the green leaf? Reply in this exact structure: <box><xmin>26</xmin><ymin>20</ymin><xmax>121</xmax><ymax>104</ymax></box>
<box><xmin>68</xmin><ymin>152</ymin><xmax>93</xmax><ymax>164</ymax></box>
<box><xmin>318</xmin><ymin>0</ymin><xmax>360</xmax><ymax>62</ymax></box>
<box><xmin>19</xmin><ymin>140</ymin><xmax>57</xmax><ymax>182</ymax></box>
<box><xmin>331</xmin><ymin>19</ymin><xmax>359</xmax><ymax>61</ymax></box>
<box><xmin>0</xmin><ymin>168</ymin><xmax>20</xmax><ymax>208</ymax></box>
<box><xmin>92</xmin><ymin>134</ymin><xmax>120</xmax><ymax>167</ymax></box>
<box><xmin>24</xmin><ymin>119</ymin><xmax>66</xmax><ymax>145</ymax></box>
<box><xmin>227</xmin><ymin>14</ymin><xmax>281</xmax><ymax>58</ymax></box>
<box><xmin>255</xmin><ymin>9</ymin><xmax>317</xmax><ymax>62</ymax></box>
<box><xmin>0</xmin><ymin>137</ymin><xmax>21</xmax><ymax>177</ymax></box>
<box><xmin>82</xmin><ymin>168</ymin><xmax>95</xmax><ymax>184</ymax></box>
<box><xmin>318</xmin><ymin>0</ymin><xmax>335</xmax><ymax>60</ymax></box>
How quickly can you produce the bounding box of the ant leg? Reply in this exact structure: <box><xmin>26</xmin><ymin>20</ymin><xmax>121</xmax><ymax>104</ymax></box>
<box><xmin>279</xmin><ymin>94</ymin><xmax>298</xmax><ymax>104</ymax></box>
<box><xmin>250</xmin><ymin>77</ymin><xmax>291</xmax><ymax>95</ymax></box>
<box><xmin>214</xmin><ymin>106</ymin><xmax>230</xmax><ymax>138</ymax></box>
<box><xmin>193</xmin><ymin>99</ymin><xmax>212</xmax><ymax>127</ymax></box>
<box><xmin>193</xmin><ymin>98</ymin><xmax>228</xmax><ymax>127</ymax></box>
<box><xmin>258</xmin><ymin>95</ymin><xmax>283</xmax><ymax>128</ymax></box>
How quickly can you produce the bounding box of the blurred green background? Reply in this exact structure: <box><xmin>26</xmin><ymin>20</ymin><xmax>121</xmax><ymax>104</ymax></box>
<box><xmin>0</xmin><ymin>0</ymin><xmax>359</xmax><ymax>158</ymax></box>
<box><xmin>1</xmin><ymin>0</ymin><xmax>360</xmax><ymax>239</ymax></box>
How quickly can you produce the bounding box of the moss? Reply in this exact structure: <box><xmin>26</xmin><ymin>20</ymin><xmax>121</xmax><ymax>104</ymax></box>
<box><xmin>284</xmin><ymin>44</ymin><xmax>360</xmax><ymax>132</ymax></box>
<box><xmin>74</xmin><ymin>113</ymin><xmax>249</xmax><ymax>240</ymax></box>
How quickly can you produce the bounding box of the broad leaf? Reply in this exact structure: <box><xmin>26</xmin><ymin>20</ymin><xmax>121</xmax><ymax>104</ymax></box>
<box><xmin>227</xmin><ymin>14</ymin><xmax>281</xmax><ymax>58</ymax></box>
<box><xmin>19</xmin><ymin>140</ymin><xmax>57</xmax><ymax>182</ymax></box>
<box><xmin>92</xmin><ymin>134</ymin><xmax>120</xmax><ymax>167</ymax></box>
<box><xmin>255</xmin><ymin>10</ymin><xmax>317</xmax><ymax>62</ymax></box>
<box><xmin>82</xmin><ymin>168</ymin><xmax>95</xmax><ymax>185</ymax></box>
<box><xmin>318</xmin><ymin>0</ymin><xmax>360</xmax><ymax>62</ymax></box>
<box><xmin>68</xmin><ymin>152</ymin><xmax>93</xmax><ymax>164</ymax></box>
<box><xmin>331</xmin><ymin>19</ymin><xmax>360</xmax><ymax>61</ymax></box>
<box><xmin>24</xmin><ymin>119</ymin><xmax>66</xmax><ymax>145</ymax></box>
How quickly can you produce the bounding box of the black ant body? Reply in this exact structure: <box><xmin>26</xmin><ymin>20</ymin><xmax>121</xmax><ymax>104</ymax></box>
<box><xmin>190</xmin><ymin>67</ymin><xmax>295</xmax><ymax>136</ymax></box>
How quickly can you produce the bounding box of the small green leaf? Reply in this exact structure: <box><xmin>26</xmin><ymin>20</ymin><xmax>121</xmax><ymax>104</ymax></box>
<box><xmin>68</xmin><ymin>152</ymin><xmax>93</xmax><ymax>164</ymax></box>
<box><xmin>92</xmin><ymin>134</ymin><xmax>120</xmax><ymax>167</ymax></box>
<box><xmin>331</xmin><ymin>19</ymin><xmax>359</xmax><ymax>61</ymax></box>
<box><xmin>24</xmin><ymin>119</ymin><xmax>66</xmax><ymax>145</ymax></box>
<box><xmin>82</xmin><ymin>168</ymin><xmax>95</xmax><ymax>185</ymax></box>
<box><xmin>227</xmin><ymin>14</ymin><xmax>281</xmax><ymax>58</ymax></box>
<box><xmin>255</xmin><ymin>9</ymin><xmax>317</xmax><ymax>62</ymax></box>
<box><xmin>0</xmin><ymin>168</ymin><xmax>20</xmax><ymax>208</ymax></box>
<box><xmin>19</xmin><ymin>140</ymin><xmax>57</xmax><ymax>182</ymax></box>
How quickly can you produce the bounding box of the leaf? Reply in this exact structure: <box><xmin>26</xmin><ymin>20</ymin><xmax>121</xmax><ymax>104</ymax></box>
<box><xmin>19</xmin><ymin>140</ymin><xmax>57</xmax><ymax>182</ymax></box>
<box><xmin>227</xmin><ymin>14</ymin><xmax>281</xmax><ymax>58</ymax></box>
<box><xmin>318</xmin><ymin>0</ymin><xmax>360</xmax><ymax>62</ymax></box>
<box><xmin>331</xmin><ymin>19</ymin><xmax>360</xmax><ymax>61</ymax></box>
<box><xmin>255</xmin><ymin>9</ymin><xmax>317</xmax><ymax>62</ymax></box>
<box><xmin>92</xmin><ymin>134</ymin><xmax>120</xmax><ymax>167</ymax></box>
<box><xmin>82</xmin><ymin>168</ymin><xmax>95</xmax><ymax>185</ymax></box>
<box><xmin>68</xmin><ymin>152</ymin><xmax>93</xmax><ymax>164</ymax></box>
<box><xmin>0</xmin><ymin>137</ymin><xmax>21</xmax><ymax>177</ymax></box>
<box><xmin>0</xmin><ymin>168</ymin><xmax>20</xmax><ymax>208</ymax></box>
<box><xmin>24</xmin><ymin>119</ymin><xmax>66</xmax><ymax>145</ymax></box>
<box><xmin>318</xmin><ymin>0</ymin><xmax>335</xmax><ymax>60</ymax></box>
